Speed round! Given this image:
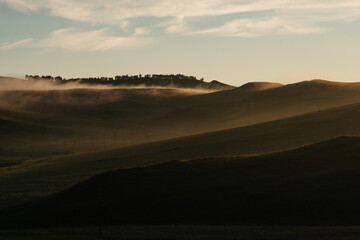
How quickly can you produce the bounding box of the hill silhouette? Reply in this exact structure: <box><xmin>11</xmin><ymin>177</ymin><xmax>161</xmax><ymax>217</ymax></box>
<box><xmin>2</xmin><ymin>136</ymin><xmax>360</xmax><ymax>228</ymax></box>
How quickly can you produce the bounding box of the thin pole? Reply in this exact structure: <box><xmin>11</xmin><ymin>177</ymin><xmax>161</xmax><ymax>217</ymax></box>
<box><xmin>99</xmin><ymin>191</ymin><xmax>102</xmax><ymax>239</ymax></box>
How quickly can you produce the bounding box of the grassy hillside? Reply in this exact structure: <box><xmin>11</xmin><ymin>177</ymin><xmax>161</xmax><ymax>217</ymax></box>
<box><xmin>2</xmin><ymin>79</ymin><xmax>360</xmax><ymax>156</ymax></box>
<box><xmin>0</xmin><ymin>101</ymin><xmax>360</xmax><ymax>210</ymax></box>
<box><xmin>2</xmin><ymin>136</ymin><xmax>360</xmax><ymax>227</ymax></box>
<box><xmin>2</xmin><ymin>78</ymin><xmax>360</xmax><ymax>210</ymax></box>
<box><xmin>1</xmin><ymin>102</ymin><xmax>360</xmax><ymax>209</ymax></box>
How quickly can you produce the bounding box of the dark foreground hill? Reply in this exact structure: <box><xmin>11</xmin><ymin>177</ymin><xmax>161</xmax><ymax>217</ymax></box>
<box><xmin>2</xmin><ymin>136</ymin><xmax>360</xmax><ymax>228</ymax></box>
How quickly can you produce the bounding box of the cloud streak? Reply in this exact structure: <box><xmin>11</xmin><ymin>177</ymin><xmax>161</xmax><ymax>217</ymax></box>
<box><xmin>3</xmin><ymin>0</ymin><xmax>360</xmax><ymax>21</ymax></box>
<box><xmin>1</xmin><ymin>38</ymin><xmax>34</xmax><ymax>50</ymax></box>
<box><xmin>1</xmin><ymin>28</ymin><xmax>146</xmax><ymax>51</ymax></box>
<box><xmin>1</xmin><ymin>0</ymin><xmax>360</xmax><ymax>40</ymax></box>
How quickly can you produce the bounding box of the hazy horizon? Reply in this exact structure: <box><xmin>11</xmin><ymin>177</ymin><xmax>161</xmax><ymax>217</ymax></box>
<box><xmin>2</xmin><ymin>74</ymin><xmax>325</xmax><ymax>87</ymax></box>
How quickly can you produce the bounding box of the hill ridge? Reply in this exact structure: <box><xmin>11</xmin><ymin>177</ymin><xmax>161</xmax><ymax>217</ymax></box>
<box><xmin>237</xmin><ymin>81</ymin><xmax>283</xmax><ymax>92</ymax></box>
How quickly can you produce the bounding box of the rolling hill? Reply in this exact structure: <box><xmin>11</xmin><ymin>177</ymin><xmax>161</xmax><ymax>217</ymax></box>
<box><xmin>2</xmin><ymin>102</ymin><xmax>360</xmax><ymax>209</ymax></box>
<box><xmin>2</xmin><ymin>136</ymin><xmax>360</xmax><ymax>228</ymax></box>
<box><xmin>2</xmin><ymin>79</ymin><xmax>360</xmax><ymax>156</ymax></box>
<box><xmin>156</xmin><ymin>79</ymin><xmax>360</xmax><ymax>132</ymax></box>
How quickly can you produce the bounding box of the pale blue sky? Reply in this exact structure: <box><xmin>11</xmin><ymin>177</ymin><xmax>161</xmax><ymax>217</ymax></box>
<box><xmin>1</xmin><ymin>0</ymin><xmax>360</xmax><ymax>86</ymax></box>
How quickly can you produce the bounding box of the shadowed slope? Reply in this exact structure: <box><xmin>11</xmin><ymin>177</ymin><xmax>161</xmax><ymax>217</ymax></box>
<box><xmin>150</xmin><ymin>79</ymin><xmax>360</xmax><ymax>132</ymax></box>
<box><xmin>2</xmin><ymin>102</ymin><xmax>360</xmax><ymax>209</ymax></box>
<box><xmin>2</xmin><ymin>136</ymin><xmax>360</xmax><ymax>227</ymax></box>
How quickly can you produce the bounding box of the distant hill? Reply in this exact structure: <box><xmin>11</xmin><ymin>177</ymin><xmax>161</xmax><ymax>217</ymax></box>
<box><xmin>156</xmin><ymin>79</ymin><xmax>360</xmax><ymax>132</ymax></box>
<box><xmin>24</xmin><ymin>74</ymin><xmax>236</xmax><ymax>91</ymax></box>
<box><xmin>3</xmin><ymin>136</ymin><xmax>360</xmax><ymax>228</ymax></box>
<box><xmin>236</xmin><ymin>81</ymin><xmax>283</xmax><ymax>92</ymax></box>
<box><xmin>77</xmin><ymin>76</ymin><xmax>235</xmax><ymax>91</ymax></box>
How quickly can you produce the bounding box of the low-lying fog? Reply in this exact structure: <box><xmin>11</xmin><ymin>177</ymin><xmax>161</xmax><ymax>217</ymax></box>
<box><xmin>0</xmin><ymin>77</ymin><xmax>218</xmax><ymax>155</ymax></box>
<box><xmin>0</xmin><ymin>77</ymin><xmax>214</xmax><ymax>92</ymax></box>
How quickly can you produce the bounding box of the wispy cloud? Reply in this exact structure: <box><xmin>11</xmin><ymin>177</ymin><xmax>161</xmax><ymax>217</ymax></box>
<box><xmin>193</xmin><ymin>15</ymin><xmax>326</xmax><ymax>37</ymax></box>
<box><xmin>133</xmin><ymin>27</ymin><xmax>150</xmax><ymax>36</ymax></box>
<box><xmin>164</xmin><ymin>16</ymin><xmax>188</xmax><ymax>34</ymax></box>
<box><xmin>1</xmin><ymin>38</ymin><xmax>33</xmax><ymax>50</ymax></box>
<box><xmin>3</xmin><ymin>0</ymin><xmax>360</xmax><ymax>21</ymax></box>
<box><xmin>1</xmin><ymin>28</ymin><xmax>146</xmax><ymax>51</ymax></box>
<box><xmin>2</xmin><ymin>0</ymin><xmax>360</xmax><ymax>38</ymax></box>
<box><xmin>38</xmin><ymin>28</ymin><xmax>145</xmax><ymax>51</ymax></box>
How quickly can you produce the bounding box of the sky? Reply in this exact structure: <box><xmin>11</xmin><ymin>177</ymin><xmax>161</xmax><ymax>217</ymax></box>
<box><xmin>1</xmin><ymin>0</ymin><xmax>360</xmax><ymax>86</ymax></box>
